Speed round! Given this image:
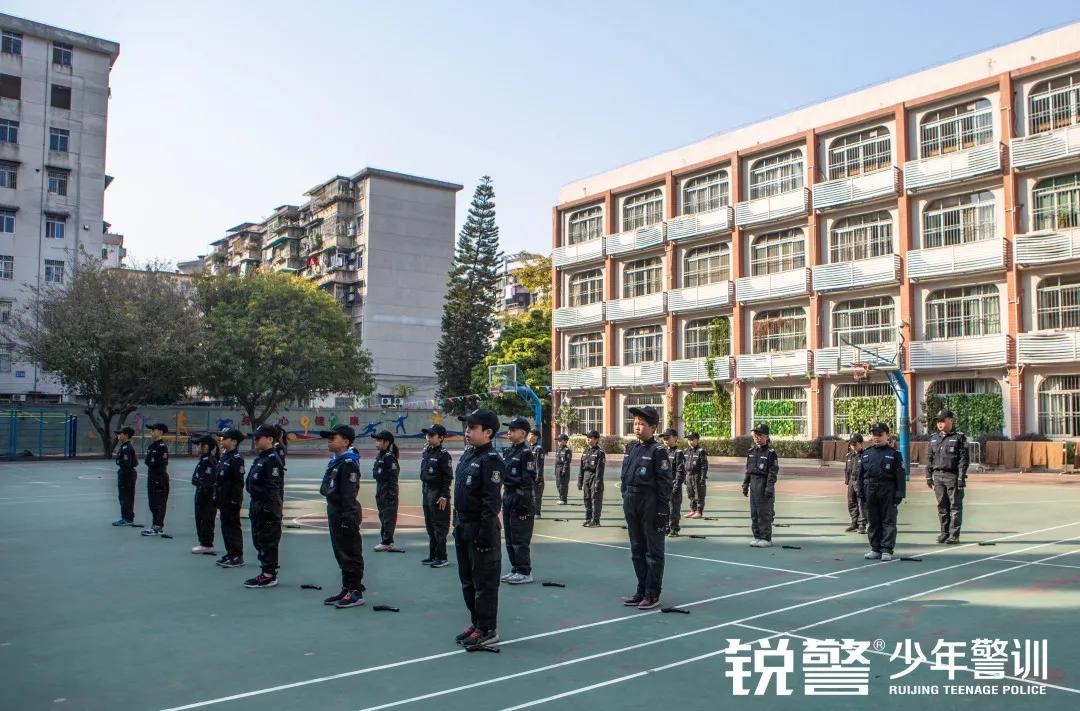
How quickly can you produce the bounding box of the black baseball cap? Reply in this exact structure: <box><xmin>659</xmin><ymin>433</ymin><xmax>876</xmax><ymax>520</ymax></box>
<box><xmin>935</xmin><ymin>409</ymin><xmax>955</xmax><ymax>421</ymax></box>
<box><xmin>219</xmin><ymin>428</ymin><xmax>246</xmax><ymax>443</ymax></box>
<box><xmin>752</xmin><ymin>423</ymin><xmax>770</xmax><ymax>436</ymax></box>
<box><xmin>870</xmin><ymin>422</ymin><xmax>890</xmax><ymax>434</ymax></box>
<box><xmin>252</xmin><ymin>424</ymin><xmax>279</xmax><ymax>439</ymax></box>
<box><xmin>558</xmin><ymin>433</ymin><xmax>570</xmax><ymax>441</ymax></box>
<box><xmin>114</xmin><ymin>426</ymin><xmax>135</xmax><ymax>437</ymax></box>
<box><xmin>458</xmin><ymin>408</ymin><xmax>500</xmax><ymax>432</ymax></box>
<box><xmin>371</xmin><ymin>429</ymin><xmax>395</xmax><ymax>443</ymax></box>
<box><xmin>848</xmin><ymin>433</ymin><xmax>864</xmax><ymax>444</ymax></box>
<box><xmin>661</xmin><ymin>428</ymin><xmax>679</xmax><ymax>438</ymax></box>
<box><xmin>529</xmin><ymin>428</ymin><xmax>541</xmax><ymax>437</ymax></box>
<box><xmin>503</xmin><ymin>416</ymin><xmax>531</xmax><ymax>432</ymax></box>
<box><xmin>687</xmin><ymin>432</ymin><xmax>700</xmax><ymax>440</ymax></box>
<box><xmin>320</xmin><ymin>424</ymin><xmax>356</xmax><ymax>442</ymax></box>
<box><xmin>146</xmin><ymin>422</ymin><xmax>169</xmax><ymax>434</ymax></box>
<box><xmin>422</xmin><ymin>424</ymin><xmax>448</xmax><ymax>437</ymax></box>
<box><xmin>585</xmin><ymin>430</ymin><xmax>600</xmax><ymax>439</ymax></box>
<box><xmin>628</xmin><ymin>406</ymin><xmax>659</xmax><ymax>427</ymax></box>
<box><xmin>191</xmin><ymin>434</ymin><xmax>218</xmax><ymax>447</ymax></box>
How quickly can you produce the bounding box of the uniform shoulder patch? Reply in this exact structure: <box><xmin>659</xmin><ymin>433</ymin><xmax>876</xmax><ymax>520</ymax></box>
<box><xmin>491</xmin><ymin>471</ymin><xmax>501</xmax><ymax>483</ymax></box>
<box><xmin>525</xmin><ymin>459</ymin><xmax>536</xmax><ymax>471</ymax></box>
<box><xmin>660</xmin><ymin>459</ymin><xmax>669</xmax><ymax>470</ymax></box>
<box><xmin>349</xmin><ymin>471</ymin><xmax>358</xmax><ymax>483</ymax></box>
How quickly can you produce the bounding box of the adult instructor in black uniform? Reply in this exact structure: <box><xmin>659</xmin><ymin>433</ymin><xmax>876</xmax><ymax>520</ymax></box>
<box><xmin>927</xmin><ymin>409</ymin><xmax>969</xmax><ymax>544</ymax></box>
<box><xmin>856</xmin><ymin>422</ymin><xmax>906</xmax><ymax>561</ymax></box>
<box><xmin>112</xmin><ymin>426</ymin><xmax>137</xmax><ymax>526</ymax></box>
<box><xmin>620</xmin><ymin>406</ymin><xmax>672</xmax><ymax>610</ymax></box>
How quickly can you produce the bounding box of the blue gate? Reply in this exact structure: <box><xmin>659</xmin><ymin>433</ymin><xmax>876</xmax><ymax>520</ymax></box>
<box><xmin>0</xmin><ymin>409</ymin><xmax>78</xmax><ymax>459</ymax></box>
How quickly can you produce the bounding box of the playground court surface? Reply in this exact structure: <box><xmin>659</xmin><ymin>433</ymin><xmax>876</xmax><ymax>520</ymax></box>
<box><xmin>1</xmin><ymin>455</ymin><xmax>1078</xmax><ymax>710</ymax></box>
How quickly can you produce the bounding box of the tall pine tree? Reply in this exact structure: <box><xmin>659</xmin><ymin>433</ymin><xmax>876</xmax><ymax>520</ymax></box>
<box><xmin>434</xmin><ymin>176</ymin><xmax>502</xmax><ymax>411</ymax></box>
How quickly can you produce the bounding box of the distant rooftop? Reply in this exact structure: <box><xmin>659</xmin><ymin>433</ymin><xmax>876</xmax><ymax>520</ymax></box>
<box><xmin>0</xmin><ymin>12</ymin><xmax>120</xmax><ymax>66</ymax></box>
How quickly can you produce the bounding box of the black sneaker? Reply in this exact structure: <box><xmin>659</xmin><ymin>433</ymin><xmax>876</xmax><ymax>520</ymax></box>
<box><xmin>857</xmin><ymin>527</ymin><xmax>866</xmax><ymax>534</ymax></box>
<box><xmin>243</xmin><ymin>573</ymin><xmax>277</xmax><ymax>588</ymax></box>
<box><xmin>936</xmin><ymin>533</ymin><xmax>949</xmax><ymax>544</ymax></box>
<box><xmin>430</xmin><ymin>559</ymin><xmax>449</xmax><ymax>568</ymax></box>
<box><xmin>421</xmin><ymin>558</ymin><xmax>434</xmax><ymax>565</ymax></box>
<box><xmin>946</xmin><ymin>536</ymin><xmax>960</xmax><ymax>544</ymax></box>
<box><xmin>844</xmin><ymin>524</ymin><xmax>859</xmax><ymax>532</ymax></box>
<box><xmin>334</xmin><ymin>590</ymin><xmax>365</xmax><ymax>608</ymax></box>
<box><xmin>215</xmin><ymin>555</ymin><xmax>229</xmax><ymax>566</ymax></box>
<box><xmin>219</xmin><ymin>556</ymin><xmax>244</xmax><ymax>568</ymax></box>
<box><xmin>323</xmin><ymin>589</ymin><xmax>348</xmax><ymax>605</ymax></box>
<box><xmin>463</xmin><ymin>629</ymin><xmax>499</xmax><ymax>648</ymax></box>
<box><xmin>667</xmin><ymin>530</ymin><xmax>680</xmax><ymax>537</ymax></box>
<box><xmin>622</xmin><ymin>593</ymin><xmax>644</xmax><ymax>606</ymax></box>
<box><xmin>455</xmin><ymin>625</ymin><xmax>477</xmax><ymax>645</ymax></box>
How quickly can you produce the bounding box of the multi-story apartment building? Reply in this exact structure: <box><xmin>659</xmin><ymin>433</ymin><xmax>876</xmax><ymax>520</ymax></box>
<box><xmin>198</xmin><ymin>168</ymin><xmax>462</xmax><ymax>401</ymax></box>
<box><xmin>0</xmin><ymin>14</ymin><xmax>119</xmax><ymax>402</ymax></box>
<box><xmin>551</xmin><ymin>23</ymin><xmax>1080</xmax><ymax>440</ymax></box>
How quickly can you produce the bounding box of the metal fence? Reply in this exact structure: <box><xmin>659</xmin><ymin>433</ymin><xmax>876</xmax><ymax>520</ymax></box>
<box><xmin>0</xmin><ymin>409</ymin><xmax>78</xmax><ymax>459</ymax></box>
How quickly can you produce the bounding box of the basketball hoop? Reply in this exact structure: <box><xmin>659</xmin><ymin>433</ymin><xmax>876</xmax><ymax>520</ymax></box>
<box><xmin>488</xmin><ymin>388</ymin><xmax>502</xmax><ymax>398</ymax></box>
<box><xmin>852</xmin><ymin>362</ymin><xmax>871</xmax><ymax>382</ymax></box>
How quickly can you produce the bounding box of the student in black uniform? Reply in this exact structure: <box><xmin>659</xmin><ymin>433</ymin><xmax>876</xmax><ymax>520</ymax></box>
<box><xmin>213</xmin><ymin>428</ymin><xmax>246</xmax><ymax>568</ymax></box>
<box><xmin>452</xmin><ymin>409</ymin><xmax>505</xmax><ymax>649</ymax></box>
<box><xmin>684</xmin><ymin>432</ymin><xmax>709</xmax><ymax>518</ymax></box>
<box><xmin>190</xmin><ymin>434</ymin><xmax>220</xmax><ymax>554</ymax></box>
<box><xmin>274</xmin><ymin>424</ymin><xmax>288</xmax><ymax>497</ymax></box>
<box><xmin>743</xmin><ymin>424</ymin><xmax>779</xmax><ymax>548</ymax></box>
<box><xmin>620</xmin><ymin>406</ymin><xmax>672</xmax><ymax>610</ymax></box>
<box><xmin>927</xmin><ymin>409</ymin><xmax>969</xmax><ymax>544</ymax></box>
<box><xmin>500</xmin><ymin>416</ymin><xmax>536</xmax><ymax>585</ymax></box>
<box><xmin>856</xmin><ymin>422</ymin><xmax>905</xmax><ymax>561</ymax></box>
<box><xmin>244</xmin><ymin>424</ymin><xmax>286</xmax><ymax>588</ymax></box>
<box><xmin>142</xmin><ymin>423</ymin><xmax>171</xmax><ymax>537</ymax></box>
<box><xmin>554</xmin><ymin>433</ymin><xmax>572</xmax><ymax>504</ymax></box>
<box><xmin>420</xmin><ymin>424</ymin><xmax>453</xmax><ymax>568</ymax></box>
<box><xmin>319</xmin><ymin>424</ymin><xmax>366</xmax><ymax>608</ymax></box>
<box><xmin>527</xmin><ymin>429</ymin><xmax>545</xmax><ymax>518</ymax></box>
<box><xmin>112</xmin><ymin>426</ymin><xmax>138</xmax><ymax>526</ymax></box>
<box><xmin>578</xmin><ymin>430</ymin><xmax>606</xmax><ymax>527</ymax></box>
<box><xmin>660</xmin><ymin>428</ymin><xmax>686</xmax><ymax>537</ymax></box>
<box><xmin>844</xmin><ymin>434</ymin><xmax>866</xmax><ymax>534</ymax></box>
<box><xmin>371</xmin><ymin>430</ymin><xmax>401</xmax><ymax>552</ymax></box>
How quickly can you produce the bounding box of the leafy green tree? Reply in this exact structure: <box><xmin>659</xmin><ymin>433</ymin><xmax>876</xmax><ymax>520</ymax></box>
<box><xmin>512</xmin><ymin>253</ymin><xmax>552</xmax><ymax>306</ymax></box>
<box><xmin>195</xmin><ymin>272</ymin><xmax>374</xmax><ymax>430</ymax></box>
<box><xmin>434</xmin><ymin>177</ymin><xmax>502</xmax><ymax>411</ymax></box>
<box><xmin>471</xmin><ymin>307</ymin><xmax>551</xmax><ymax>435</ymax></box>
<box><xmin>16</xmin><ymin>261</ymin><xmax>201</xmax><ymax>456</ymax></box>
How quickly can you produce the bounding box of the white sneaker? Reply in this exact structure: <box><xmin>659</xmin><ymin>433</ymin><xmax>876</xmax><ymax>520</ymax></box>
<box><xmin>500</xmin><ymin>572</ymin><xmax>515</xmax><ymax>582</ymax></box>
<box><xmin>558</xmin><ymin>500</ymin><xmax>568</xmax><ymax>505</ymax></box>
<box><xmin>755</xmin><ymin>540</ymin><xmax>773</xmax><ymax>548</ymax></box>
<box><xmin>880</xmin><ymin>552</ymin><xmax>895</xmax><ymax>561</ymax></box>
<box><xmin>864</xmin><ymin>551</ymin><xmax>882</xmax><ymax>560</ymax></box>
<box><xmin>373</xmin><ymin>543</ymin><xmax>389</xmax><ymax>552</ymax></box>
<box><xmin>191</xmin><ymin>545</ymin><xmax>214</xmax><ymax>554</ymax></box>
<box><xmin>749</xmin><ymin>539</ymin><xmax>760</xmax><ymax>546</ymax></box>
<box><xmin>507</xmin><ymin>573</ymin><xmax>533</xmax><ymax>585</ymax></box>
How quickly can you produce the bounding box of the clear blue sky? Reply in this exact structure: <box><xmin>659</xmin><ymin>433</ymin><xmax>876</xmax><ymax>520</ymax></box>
<box><xmin>7</xmin><ymin>0</ymin><xmax>1080</xmax><ymax>264</ymax></box>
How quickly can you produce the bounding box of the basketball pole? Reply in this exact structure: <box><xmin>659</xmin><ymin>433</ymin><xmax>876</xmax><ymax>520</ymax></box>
<box><xmin>841</xmin><ymin>334</ymin><xmax>911</xmax><ymax>482</ymax></box>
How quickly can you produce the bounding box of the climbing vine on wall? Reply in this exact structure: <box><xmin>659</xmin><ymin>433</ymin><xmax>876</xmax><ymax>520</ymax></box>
<box><xmin>923</xmin><ymin>393</ymin><xmax>1004</xmax><ymax>436</ymax></box>
<box><xmin>752</xmin><ymin>399</ymin><xmax>798</xmax><ymax>437</ymax></box>
<box><xmin>684</xmin><ymin>390</ymin><xmax>731</xmax><ymax>438</ymax></box>
<box><xmin>834</xmin><ymin>396</ymin><xmax>896</xmax><ymax>435</ymax></box>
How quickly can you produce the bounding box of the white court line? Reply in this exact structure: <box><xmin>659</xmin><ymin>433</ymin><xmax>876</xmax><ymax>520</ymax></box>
<box><xmin>736</xmin><ymin>622</ymin><xmax>1080</xmax><ymax>696</ymax></box>
<box><xmin>157</xmin><ymin>528</ymin><xmax>1080</xmax><ymax>711</ymax></box>
<box><xmin>496</xmin><ymin>545</ymin><xmax>1080</xmax><ymax>711</ymax></box>
<box><xmin>0</xmin><ymin>492</ymin><xmax>113</xmax><ymax>504</ymax></box>
<box><xmin>995</xmin><ymin>558</ymin><xmax>1080</xmax><ymax>572</ymax></box>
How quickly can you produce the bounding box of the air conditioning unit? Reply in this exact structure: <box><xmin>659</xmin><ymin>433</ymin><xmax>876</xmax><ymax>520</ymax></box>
<box><xmin>347</xmin><ymin>223</ymin><xmax>356</xmax><ymax>236</ymax></box>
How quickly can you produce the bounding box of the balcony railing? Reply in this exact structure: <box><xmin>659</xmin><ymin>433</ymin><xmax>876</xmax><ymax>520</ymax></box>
<box><xmin>606</xmin><ymin>362</ymin><xmax>665</xmax><ymax>387</ymax></box>
<box><xmin>812</xmin><ymin>167</ymin><xmax>899</xmax><ymax>211</ymax></box>
<box><xmin>667</xmin><ymin>280</ymin><xmax>734</xmax><ymax>313</ymax></box>
<box><xmin>553</xmin><ymin>238</ymin><xmax>604</xmax><ymax>267</ymax></box>
<box><xmin>665</xmin><ymin>206</ymin><xmax>733</xmax><ymax>241</ymax></box>
<box><xmin>1014</xmin><ymin>227</ymin><xmax>1080</xmax><ymax>266</ymax></box>
<box><xmin>553</xmin><ymin>366</ymin><xmax>605</xmax><ymax>390</ymax></box>
<box><xmin>668</xmin><ymin>356</ymin><xmax>733</xmax><ymax>383</ymax></box>
<box><xmin>734</xmin><ymin>188</ymin><xmax>809</xmax><ymax>227</ymax></box>
<box><xmin>813</xmin><ymin>342</ymin><xmax>900</xmax><ymax>376</ymax></box>
<box><xmin>605</xmin><ymin>292</ymin><xmax>665</xmax><ymax>322</ymax></box>
<box><xmin>811</xmin><ymin>254</ymin><xmax>900</xmax><ymax>292</ymax></box>
<box><xmin>906</xmin><ymin>238</ymin><xmax>1006</xmax><ymax>281</ymax></box>
<box><xmin>736</xmin><ymin>350</ymin><xmax>812</xmax><ymax>379</ymax></box>
<box><xmin>903</xmin><ymin>143</ymin><xmax>1001</xmax><ymax>191</ymax></box>
<box><xmin>908</xmin><ymin>334</ymin><xmax>1010</xmax><ymax>370</ymax></box>
<box><xmin>735</xmin><ymin>268</ymin><xmax>810</xmax><ymax>303</ymax></box>
<box><xmin>1016</xmin><ymin>330</ymin><xmax>1080</xmax><ymax>365</ymax></box>
<box><xmin>553</xmin><ymin>302</ymin><xmax>604</xmax><ymax>329</ymax></box>
<box><xmin>605</xmin><ymin>223</ymin><xmax>664</xmax><ymax>256</ymax></box>
<box><xmin>1010</xmin><ymin>124</ymin><xmax>1080</xmax><ymax>169</ymax></box>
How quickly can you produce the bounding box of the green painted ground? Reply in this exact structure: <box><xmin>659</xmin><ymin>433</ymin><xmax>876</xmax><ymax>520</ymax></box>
<box><xmin>1</xmin><ymin>457</ymin><xmax>1078</xmax><ymax>711</ymax></box>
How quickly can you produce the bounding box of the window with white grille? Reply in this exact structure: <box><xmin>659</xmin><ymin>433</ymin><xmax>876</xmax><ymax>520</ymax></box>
<box><xmin>1033</xmin><ymin>173</ymin><xmax>1080</xmax><ymax>231</ymax></box>
<box><xmin>829</xmin><ymin>211</ymin><xmax>892</xmax><ymax>263</ymax></box>
<box><xmin>0</xmin><ymin>118</ymin><xmax>16</xmax><ymax>143</ymax></box>
<box><xmin>922</xmin><ymin>191</ymin><xmax>995</xmax><ymax>248</ymax></box>
<box><xmin>1036</xmin><ymin>274</ymin><xmax>1080</xmax><ymax>331</ymax></box>
<box><xmin>1</xmin><ymin>30</ymin><xmax>22</xmax><ymax>55</ymax></box>
<box><xmin>0</xmin><ymin>161</ymin><xmax>15</xmax><ymax>189</ymax></box>
<box><xmin>751</xmin><ymin>228</ymin><xmax>805</xmax><ymax>276</ymax></box>
<box><xmin>621</xmin><ymin>189</ymin><xmax>663</xmax><ymax>231</ymax></box>
<box><xmin>622</xmin><ymin>257</ymin><xmax>662</xmax><ymax>297</ymax></box>
<box><xmin>682</xmin><ymin>244</ymin><xmax>729</xmax><ymax>287</ymax></box>
<box><xmin>752</xmin><ymin>386</ymin><xmax>808</xmax><ymax>436</ymax></box>
<box><xmin>568</xmin><ymin>395</ymin><xmax>603</xmax><ymax>436</ymax></box>
<box><xmin>623</xmin><ymin>325</ymin><xmax>663</xmax><ymax>364</ymax></box>
<box><xmin>1039</xmin><ymin>375</ymin><xmax>1080</xmax><ymax>437</ymax></box>
<box><xmin>0</xmin><ymin>255</ymin><xmax>12</xmax><ymax>279</ymax></box>
<box><xmin>684</xmin><ymin>317</ymin><xmax>728</xmax><ymax>359</ymax></box>
<box><xmin>1029</xmin><ymin>72</ymin><xmax>1080</xmax><ymax>135</ymax></box>
<box><xmin>834</xmin><ymin>382</ymin><xmax>895</xmax><ymax>435</ymax></box>
<box><xmin>926</xmin><ymin>285</ymin><xmax>1001</xmax><ymax>340</ymax></box>
<box><xmin>928</xmin><ymin>378</ymin><xmax>1000</xmax><ymax>396</ymax></box>
<box><xmin>624</xmin><ymin>393</ymin><xmax>664</xmax><ymax>435</ymax></box>
<box><xmin>45</xmin><ymin>216</ymin><xmax>65</xmax><ymax>240</ymax></box>
<box><xmin>682</xmin><ymin>171</ymin><xmax>729</xmax><ymax>214</ymax></box>
<box><xmin>753</xmin><ymin>307</ymin><xmax>806</xmax><ymax>353</ymax></box>
<box><xmin>568</xmin><ymin>333</ymin><xmax>604</xmax><ymax>370</ymax></box>
<box><xmin>832</xmin><ymin>297</ymin><xmax>895</xmax><ymax>346</ymax></box>
<box><xmin>44</xmin><ymin>259</ymin><xmax>64</xmax><ymax>284</ymax></box>
<box><xmin>567</xmin><ymin>206</ymin><xmax>603</xmax><ymax>245</ymax></box>
<box><xmin>0</xmin><ymin>344</ymin><xmax>10</xmax><ymax>373</ymax></box>
<box><xmin>0</xmin><ymin>209</ymin><xmax>13</xmax><ymax>234</ymax></box>
<box><xmin>0</xmin><ymin>299</ymin><xmax>11</xmax><ymax>323</ymax></box>
<box><xmin>827</xmin><ymin>127</ymin><xmax>891</xmax><ymax>180</ymax></box>
<box><xmin>749</xmin><ymin>150</ymin><xmax>804</xmax><ymax>200</ymax></box>
<box><xmin>919</xmin><ymin>99</ymin><xmax>993</xmax><ymax>158</ymax></box>
<box><xmin>568</xmin><ymin>269</ymin><xmax>603</xmax><ymax>307</ymax></box>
